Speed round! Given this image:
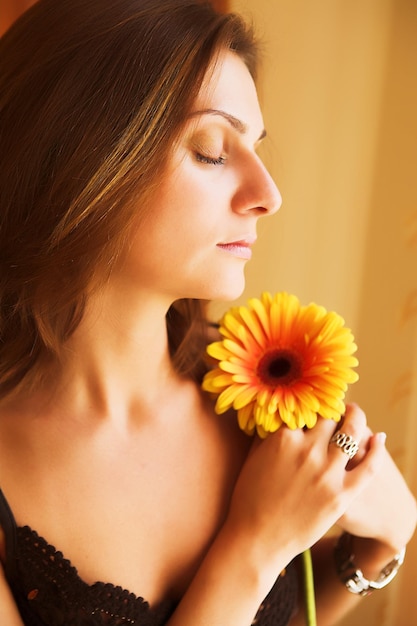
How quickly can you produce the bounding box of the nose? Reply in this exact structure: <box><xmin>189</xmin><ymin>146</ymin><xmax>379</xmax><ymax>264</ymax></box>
<box><xmin>232</xmin><ymin>154</ymin><xmax>282</xmax><ymax>216</ymax></box>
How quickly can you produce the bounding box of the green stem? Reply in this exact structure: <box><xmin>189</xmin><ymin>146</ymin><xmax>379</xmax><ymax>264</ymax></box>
<box><xmin>302</xmin><ymin>548</ymin><xmax>317</xmax><ymax>626</ymax></box>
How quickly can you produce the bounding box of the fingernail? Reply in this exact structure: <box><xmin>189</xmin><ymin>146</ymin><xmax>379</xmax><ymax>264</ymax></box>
<box><xmin>377</xmin><ymin>432</ymin><xmax>387</xmax><ymax>445</ymax></box>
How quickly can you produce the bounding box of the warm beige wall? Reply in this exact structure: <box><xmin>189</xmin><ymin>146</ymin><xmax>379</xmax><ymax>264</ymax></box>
<box><xmin>0</xmin><ymin>0</ymin><xmax>37</xmax><ymax>35</ymax></box>
<box><xmin>219</xmin><ymin>1</ymin><xmax>417</xmax><ymax>624</ymax></box>
<box><xmin>222</xmin><ymin>0</ymin><xmax>393</xmax><ymax>322</ymax></box>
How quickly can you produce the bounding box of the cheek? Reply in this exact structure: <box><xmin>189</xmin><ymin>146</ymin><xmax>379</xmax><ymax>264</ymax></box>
<box><xmin>154</xmin><ymin>183</ymin><xmax>221</xmax><ymax>238</ymax></box>
<box><xmin>129</xmin><ymin>204</ymin><xmax>199</xmax><ymax>268</ymax></box>
<box><xmin>133</xmin><ymin>163</ymin><xmax>230</xmax><ymax>257</ymax></box>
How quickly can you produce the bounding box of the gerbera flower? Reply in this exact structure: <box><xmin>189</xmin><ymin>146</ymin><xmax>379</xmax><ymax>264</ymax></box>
<box><xmin>202</xmin><ymin>292</ymin><xmax>359</xmax><ymax>438</ymax></box>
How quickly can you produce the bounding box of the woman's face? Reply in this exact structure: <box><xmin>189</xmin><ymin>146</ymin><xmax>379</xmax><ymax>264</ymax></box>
<box><xmin>119</xmin><ymin>50</ymin><xmax>282</xmax><ymax>303</ymax></box>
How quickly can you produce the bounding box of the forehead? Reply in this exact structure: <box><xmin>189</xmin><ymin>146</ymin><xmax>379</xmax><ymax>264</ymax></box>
<box><xmin>192</xmin><ymin>51</ymin><xmax>264</xmax><ymax>140</ymax></box>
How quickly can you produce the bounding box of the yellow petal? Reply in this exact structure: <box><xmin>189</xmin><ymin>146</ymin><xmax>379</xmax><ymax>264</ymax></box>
<box><xmin>237</xmin><ymin>402</ymin><xmax>255</xmax><ymax>431</ymax></box>
<box><xmin>215</xmin><ymin>384</ymin><xmax>249</xmax><ymax>413</ymax></box>
<box><xmin>248</xmin><ymin>296</ymin><xmax>272</xmax><ymax>340</ymax></box>
<box><xmin>221</xmin><ymin>310</ymin><xmax>245</xmax><ymax>339</ymax></box>
<box><xmin>238</xmin><ymin>305</ymin><xmax>267</xmax><ymax>347</ymax></box>
<box><xmin>222</xmin><ymin>338</ymin><xmax>252</xmax><ymax>361</ymax></box>
<box><xmin>278</xmin><ymin>405</ymin><xmax>298</xmax><ymax>430</ymax></box>
<box><xmin>202</xmin><ymin>371</ymin><xmax>233</xmax><ymax>391</ymax></box>
<box><xmin>302</xmin><ymin>410</ymin><xmax>318</xmax><ymax>429</ymax></box>
<box><xmin>206</xmin><ymin>341</ymin><xmax>233</xmax><ymax>361</ymax></box>
<box><xmin>233</xmin><ymin>386</ymin><xmax>258</xmax><ymax>410</ymax></box>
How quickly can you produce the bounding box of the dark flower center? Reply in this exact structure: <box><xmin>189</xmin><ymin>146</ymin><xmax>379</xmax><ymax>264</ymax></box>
<box><xmin>269</xmin><ymin>357</ymin><xmax>291</xmax><ymax>378</ymax></box>
<box><xmin>257</xmin><ymin>348</ymin><xmax>302</xmax><ymax>387</ymax></box>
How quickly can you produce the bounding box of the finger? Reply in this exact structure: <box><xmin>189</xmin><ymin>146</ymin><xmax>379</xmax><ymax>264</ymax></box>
<box><xmin>337</xmin><ymin>402</ymin><xmax>366</xmax><ymax>432</ymax></box>
<box><xmin>343</xmin><ymin>431</ymin><xmax>387</xmax><ymax>493</ymax></box>
<box><xmin>328</xmin><ymin>403</ymin><xmax>367</xmax><ymax>466</ymax></box>
<box><xmin>345</xmin><ymin>424</ymin><xmax>374</xmax><ymax>469</ymax></box>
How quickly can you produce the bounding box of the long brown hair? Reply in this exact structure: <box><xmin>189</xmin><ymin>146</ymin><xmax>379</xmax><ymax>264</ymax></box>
<box><xmin>0</xmin><ymin>0</ymin><xmax>258</xmax><ymax>397</ymax></box>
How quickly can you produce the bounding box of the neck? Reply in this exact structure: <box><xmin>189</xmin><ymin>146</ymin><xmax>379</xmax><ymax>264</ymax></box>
<box><xmin>54</xmin><ymin>287</ymin><xmax>182</xmax><ymax>424</ymax></box>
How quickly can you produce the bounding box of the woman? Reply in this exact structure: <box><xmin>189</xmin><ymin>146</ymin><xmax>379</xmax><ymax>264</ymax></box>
<box><xmin>0</xmin><ymin>0</ymin><xmax>415</xmax><ymax>624</ymax></box>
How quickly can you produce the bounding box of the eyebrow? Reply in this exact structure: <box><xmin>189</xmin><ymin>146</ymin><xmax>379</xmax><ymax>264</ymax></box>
<box><xmin>188</xmin><ymin>108</ymin><xmax>267</xmax><ymax>142</ymax></box>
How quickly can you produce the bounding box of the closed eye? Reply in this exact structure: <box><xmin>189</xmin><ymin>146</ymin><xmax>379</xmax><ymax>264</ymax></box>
<box><xmin>195</xmin><ymin>153</ymin><xmax>226</xmax><ymax>166</ymax></box>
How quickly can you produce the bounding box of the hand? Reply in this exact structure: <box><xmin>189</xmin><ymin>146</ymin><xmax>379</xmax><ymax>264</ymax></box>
<box><xmin>226</xmin><ymin>404</ymin><xmax>386</xmax><ymax>571</ymax></box>
<box><xmin>337</xmin><ymin>406</ymin><xmax>417</xmax><ymax>552</ymax></box>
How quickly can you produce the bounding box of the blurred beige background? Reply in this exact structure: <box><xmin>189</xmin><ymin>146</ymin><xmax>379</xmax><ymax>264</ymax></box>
<box><xmin>216</xmin><ymin>1</ymin><xmax>417</xmax><ymax>624</ymax></box>
<box><xmin>2</xmin><ymin>0</ymin><xmax>416</xmax><ymax>624</ymax></box>
<box><xmin>0</xmin><ymin>0</ymin><xmax>37</xmax><ymax>35</ymax></box>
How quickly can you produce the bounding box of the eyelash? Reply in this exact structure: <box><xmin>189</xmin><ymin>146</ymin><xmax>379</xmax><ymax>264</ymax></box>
<box><xmin>195</xmin><ymin>153</ymin><xmax>226</xmax><ymax>166</ymax></box>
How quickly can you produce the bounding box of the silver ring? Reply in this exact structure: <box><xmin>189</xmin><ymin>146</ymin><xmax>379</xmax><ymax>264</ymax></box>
<box><xmin>329</xmin><ymin>431</ymin><xmax>359</xmax><ymax>460</ymax></box>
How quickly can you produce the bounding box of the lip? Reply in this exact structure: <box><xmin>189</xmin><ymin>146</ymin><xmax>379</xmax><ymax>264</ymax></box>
<box><xmin>216</xmin><ymin>236</ymin><xmax>256</xmax><ymax>260</ymax></box>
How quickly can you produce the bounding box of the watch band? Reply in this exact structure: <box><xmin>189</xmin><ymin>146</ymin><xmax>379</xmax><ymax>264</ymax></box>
<box><xmin>334</xmin><ymin>532</ymin><xmax>406</xmax><ymax>596</ymax></box>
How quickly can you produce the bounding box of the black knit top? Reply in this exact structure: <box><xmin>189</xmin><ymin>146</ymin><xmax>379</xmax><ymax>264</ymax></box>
<box><xmin>0</xmin><ymin>489</ymin><xmax>298</xmax><ymax>626</ymax></box>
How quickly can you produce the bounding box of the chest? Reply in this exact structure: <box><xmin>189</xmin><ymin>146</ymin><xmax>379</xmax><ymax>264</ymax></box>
<box><xmin>0</xmin><ymin>408</ymin><xmax>248</xmax><ymax>606</ymax></box>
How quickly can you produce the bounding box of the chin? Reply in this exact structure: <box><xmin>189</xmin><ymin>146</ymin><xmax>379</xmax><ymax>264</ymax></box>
<box><xmin>205</xmin><ymin>278</ymin><xmax>246</xmax><ymax>303</ymax></box>
<box><xmin>181</xmin><ymin>266</ymin><xmax>246</xmax><ymax>302</ymax></box>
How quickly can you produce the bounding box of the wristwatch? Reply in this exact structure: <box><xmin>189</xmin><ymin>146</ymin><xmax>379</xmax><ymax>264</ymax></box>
<box><xmin>334</xmin><ymin>532</ymin><xmax>406</xmax><ymax>596</ymax></box>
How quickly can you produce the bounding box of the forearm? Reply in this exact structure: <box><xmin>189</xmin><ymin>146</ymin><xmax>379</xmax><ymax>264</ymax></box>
<box><xmin>290</xmin><ymin>534</ymin><xmax>409</xmax><ymax>626</ymax></box>
<box><xmin>166</xmin><ymin>520</ymin><xmax>288</xmax><ymax>626</ymax></box>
